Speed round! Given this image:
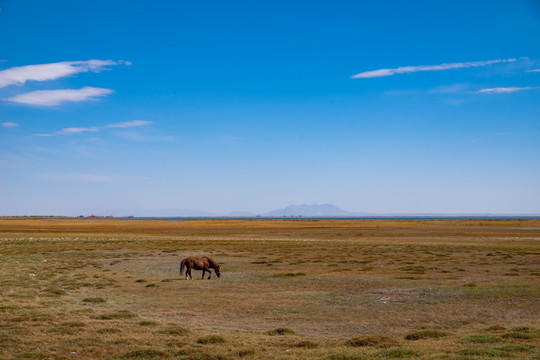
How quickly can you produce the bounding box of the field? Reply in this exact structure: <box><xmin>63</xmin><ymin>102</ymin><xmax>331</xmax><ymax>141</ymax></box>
<box><xmin>1</xmin><ymin>218</ymin><xmax>539</xmax><ymax>360</ymax></box>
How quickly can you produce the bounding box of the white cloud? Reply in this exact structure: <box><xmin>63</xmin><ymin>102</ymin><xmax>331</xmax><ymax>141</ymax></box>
<box><xmin>2</xmin><ymin>122</ymin><xmax>19</xmax><ymax>128</ymax></box>
<box><xmin>527</xmin><ymin>69</ymin><xmax>540</xmax><ymax>73</ymax></box>
<box><xmin>3</xmin><ymin>86</ymin><xmax>113</xmax><ymax>106</ymax></box>
<box><xmin>35</xmin><ymin>120</ymin><xmax>152</xmax><ymax>137</ymax></box>
<box><xmin>106</xmin><ymin>120</ymin><xmax>153</xmax><ymax>128</ymax></box>
<box><xmin>351</xmin><ymin>58</ymin><xmax>516</xmax><ymax>79</ymax></box>
<box><xmin>0</xmin><ymin>60</ymin><xmax>125</xmax><ymax>88</ymax></box>
<box><xmin>36</xmin><ymin>127</ymin><xmax>100</xmax><ymax>137</ymax></box>
<box><xmin>476</xmin><ymin>87</ymin><xmax>533</xmax><ymax>94</ymax></box>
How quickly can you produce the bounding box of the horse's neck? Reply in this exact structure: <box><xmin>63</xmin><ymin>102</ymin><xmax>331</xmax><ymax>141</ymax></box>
<box><xmin>206</xmin><ymin>258</ymin><xmax>217</xmax><ymax>268</ymax></box>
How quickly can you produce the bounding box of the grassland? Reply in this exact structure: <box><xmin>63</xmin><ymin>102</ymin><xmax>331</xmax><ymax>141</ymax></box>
<box><xmin>0</xmin><ymin>218</ymin><xmax>539</xmax><ymax>359</ymax></box>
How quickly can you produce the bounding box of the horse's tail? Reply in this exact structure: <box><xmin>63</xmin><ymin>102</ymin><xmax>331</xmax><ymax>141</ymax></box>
<box><xmin>180</xmin><ymin>259</ymin><xmax>185</xmax><ymax>275</ymax></box>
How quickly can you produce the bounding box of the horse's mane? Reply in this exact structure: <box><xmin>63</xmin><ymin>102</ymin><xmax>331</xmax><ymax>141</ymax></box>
<box><xmin>203</xmin><ymin>256</ymin><xmax>218</xmax><ymax>267</ymax></box>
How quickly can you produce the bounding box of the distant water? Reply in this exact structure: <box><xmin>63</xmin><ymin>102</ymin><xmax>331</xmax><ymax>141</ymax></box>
<box><xmin>119</xmin><ymin>216</ymin><xmax>540</xmax><ymax>221</ymax></box>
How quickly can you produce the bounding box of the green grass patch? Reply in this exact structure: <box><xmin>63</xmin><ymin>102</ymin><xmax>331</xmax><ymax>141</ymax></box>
<box><xmin>484</xmin><ymin>325</ymin><xmax>506</xmax><ymax>332</ymax></box>
<box><xmin>377</xmin><ymin>347</ymin><xmax>422</xmax><ymax>358</ymax></box>
<box><xmin>159</xmin><ymin>326</ymin><xmax>189</xmax><ymax>336</ymax></box>
<box><xmin>180</xmin><ymin>352</ymin><xmax>231</xmax><ymax>360</ymax></box>
<box><xmin>456</xmin><ymin>347</ymin><xmax>509</xmax><ymax>357</ymax></box>
<box><xmin>502</xmin><ymin>331</ymin><xmax>538</xmax><ymax>340</ymax></box>
<box><xmin>42</xmin><ymin>288</ymin><xmax>67</xmax><ymax>296</ymax></box>
<box><xmin>495</xmin><ymin>344</ymin><xmax>535</xmax><ymax>353</ymax></box>
<box><xmin>294</xmin><ymin>340</ymin><xmax>319</xmax><ymax>348</ymax></box>
<box><xmin>121</xmin><ymin>349</ymin><xmax>166</xmax><ymax>359</ymax></box>
<box><xmin>327</xmin><ymin>354</ymin><xmax>367</xmax><ymax>360</ymax></box>
<box><xmin>460</xmin><ymin>334</ymin><xmax>502</xmax><ymax>343</ymax></box>
<box><xmin>196</xmin><ymin>335</ymin><xmax>226</xmax><ymax>344</ymax></box>
<box><xmin>511</xmin><ymin>326</ymin><xmax>535</xmax><ymax>332</ymax></box>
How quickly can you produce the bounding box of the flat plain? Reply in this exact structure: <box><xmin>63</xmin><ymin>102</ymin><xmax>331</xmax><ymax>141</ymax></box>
<box><xmin>1</xmin><ymin>218</ymin><xmax>539</xmax><ymax>359</ymax></box>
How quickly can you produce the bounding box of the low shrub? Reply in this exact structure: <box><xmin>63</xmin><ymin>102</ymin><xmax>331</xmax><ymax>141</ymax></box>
<box><xmin>96</xmin><ymin>328</ymin><xmax>121</xmax><ymax>334</ymax></box>
<box><xmin>196</xmin><ymin>335</ymin><xmax>226</xmax><ymax>344</ymax></box>
<box><xmin>97</xmin><ymin>310</ymin><xmax>138</xmax><ymax>320</ymax></box>
<box><xmin>294</xmin><ymin>340</ymin><xmax>319</xmax><ymax>348</ymax></box>
<box><xmin>138</xmin><ymin>320</ymin><xmax>158</xmax><ymax>327</ymax></box>
<box><xmin>327</xmin><ymin>354</ymin><xmax>367</xmax><ymax>360</ymax></box>
<box><xmin>377</xmin><ymin>347</ymin><xmax>422</xmax><ymax>358</ymax></box>
<box><xmin>82</xmin><ymin>297</ymin><xmax>106</xmax><ymax>304</ymax></box>
<box><xmin>266</xmin><ymin>327</ymin><xmax>295</xmax><ymax>335</ymax></box>
<box><xmin>344</xmin><ymin>335</ymin><xmax>398</xmax><ymax>348</ymax></box>
<box><xmin>237</xmin><ymin>349</ymin><xmax>255</xmax><ymax>357</ymax></box>
<box><xmin>484</xmin><ymin>325</ymin><xmax>506</xmax><ymax>332</ymax></box>
<box><xmin>159</xmin><ymin>326</ymin><xmax>189</xmax><ymax>336</ymax></box>
<box><xmin>121</xmin><ymin>349</ymin><xmax>166</xmax><ymax>359</ymax></box>
<box><xmin>404</xmin><ymin>330</ymin><xmax>448</xmax><ymax>340</ymax></box>
<box><xmin>272</xmin><ymin>272</ymin><xmax>306</xmax><ymax>278</ymax></box>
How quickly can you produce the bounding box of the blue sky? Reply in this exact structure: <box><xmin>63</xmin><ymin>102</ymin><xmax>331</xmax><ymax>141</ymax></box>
<box><xmin>1</xmin><ymin>0</ymin><xmax>539</xmax><ymax>216</ymax></box>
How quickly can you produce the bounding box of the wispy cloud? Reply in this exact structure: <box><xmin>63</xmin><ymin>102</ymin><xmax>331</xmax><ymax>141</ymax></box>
<box><xmin>476</xmin><ymin>87</ymin><xmax>534</xmax><ymax>94</ymax></box>
<box><xmin>36</xmin><ymin>127</ymin><xmax>100</xmax><ymax>137</ymax></box>
<box><xmin>0</xmin><ymin>60</ymin><xmax>129</xmax><ymax>88</ymax></box>
<box><xmin>106</xmin><ymin>120</ymin><xmax>153</xmax><ymax>128</ymax></box>
<box><xmin>35</xmin><ymin>120</ymin><xmax>153</xmax><ymax>137</ymax></box>
<box><xmin>527</xmin><ymin>69</ymin><xmax>540</xmax><ymax>73</ymax></box>
<box><xmin>351</xmin><ymin>58</ymin><xmax>516</xmax><ymax>79</ymax></box>
<box><xmin>2</xmin><ymin>122</ymin><xmax>19</xmax><ymax>128</ymax></box>
<box><xmin>3</xmin><ymin>86</ymin><xmax>113</xmax><ymax>106</ymax></box>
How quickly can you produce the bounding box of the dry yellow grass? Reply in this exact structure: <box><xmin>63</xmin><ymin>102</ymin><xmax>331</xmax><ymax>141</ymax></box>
<box><xmin>1</xmin><ymin>218</ymin><xmax>539</xmax><ymax>359</ymax></box>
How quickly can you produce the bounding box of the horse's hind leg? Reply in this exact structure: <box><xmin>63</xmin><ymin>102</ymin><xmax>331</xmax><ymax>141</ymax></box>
<box><xmin>201</xmin><ymin>269</ymin><xmax>206</xmax><ymax>280</ymax></box>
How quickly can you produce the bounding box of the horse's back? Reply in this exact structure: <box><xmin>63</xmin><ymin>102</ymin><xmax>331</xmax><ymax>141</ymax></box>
<box><xmin>182</xmin><ymin>256</ymin><xmax>216</xmax><ymax>269</ymax></box>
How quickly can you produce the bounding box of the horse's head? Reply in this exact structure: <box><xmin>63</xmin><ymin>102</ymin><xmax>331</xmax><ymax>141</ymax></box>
<box><xmin>215</xmin><ymin>265</ymin><xmax>221</xmax><ymax>278</ymax></box>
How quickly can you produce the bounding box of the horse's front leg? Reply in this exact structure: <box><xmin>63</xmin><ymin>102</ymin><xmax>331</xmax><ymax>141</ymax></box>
<box><xmin>201</xmin><ymin>269</ymin><xmax>206</xmax><ymax>279</ymax></box>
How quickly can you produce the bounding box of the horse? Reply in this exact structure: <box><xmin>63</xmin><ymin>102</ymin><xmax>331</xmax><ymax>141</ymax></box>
<box><xmin>180</xmin><ymin>256</ymin><xmax>221</xmax><ymax>280</ymax></box>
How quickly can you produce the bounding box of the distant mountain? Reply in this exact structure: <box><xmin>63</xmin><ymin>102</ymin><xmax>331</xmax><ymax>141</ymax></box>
<box><xmin>263</xmin><ymin>204</ymin><xmax>371</xmax><ymax>217</ymax></box>
<box><xmin>101</xmin><ymin>204</ymin><xmax>374</xmax><ymax>218</ymax></box>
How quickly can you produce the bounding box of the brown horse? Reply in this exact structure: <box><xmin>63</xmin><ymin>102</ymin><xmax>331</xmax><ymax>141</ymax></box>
<box><xmin>180</xmin><ymin>256</ymin><xmax>221</xmax><ymax>280</ymax></box>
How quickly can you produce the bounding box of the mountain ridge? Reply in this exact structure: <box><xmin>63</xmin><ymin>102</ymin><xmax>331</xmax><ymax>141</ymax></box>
<box><xmin>102</xmin><ymin>204</ymin><xmax>369</xmax><ymax>217</ymax></box>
